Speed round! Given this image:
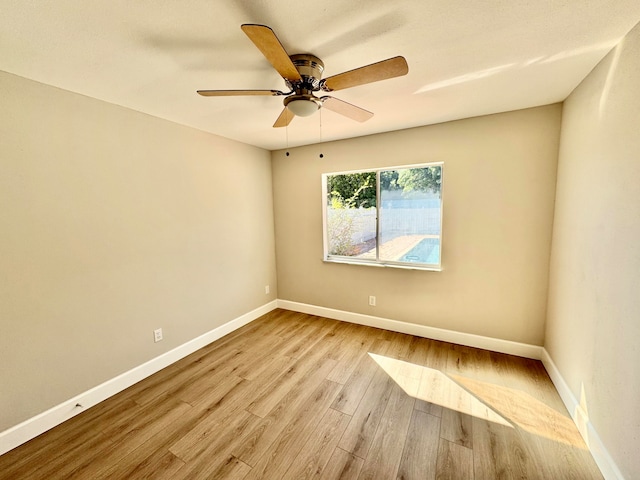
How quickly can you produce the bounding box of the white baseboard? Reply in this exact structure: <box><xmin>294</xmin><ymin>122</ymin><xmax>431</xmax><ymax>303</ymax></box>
<box><xmin>541</xmin><ymin>349</ymin><xmax>624</xmax><ymax>480</ymax></box>
<box><xmin>277</xmin><ymin>300</ymin><xmax>543</xmax><ymax>359</ymax></box>
<box><xmin>3</xmin><ymin>299</ymin><xmax>621</xmax><ymax>480</ymax></box>
<box><xmin>0</xmin><ymin>300</ymin><xmax>278</xmax><ymax>456</ymax></box>
<box><xmin>279</xmin><ymin>300</ymin><xmax>621</xmax><ymax>479</ymax></box>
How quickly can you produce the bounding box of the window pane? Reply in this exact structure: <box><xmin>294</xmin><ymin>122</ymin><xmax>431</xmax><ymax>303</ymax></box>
<box><xmin>326</xmin><ymin>172</ymin><xmax>377</xmax><ymax>258</ymax></box>
<box><xmin>379</xmin><ymin>166</ymin><xmax>442</xmax><ymax>265</ymax></box>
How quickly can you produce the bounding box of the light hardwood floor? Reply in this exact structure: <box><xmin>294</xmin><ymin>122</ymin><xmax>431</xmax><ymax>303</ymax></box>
<box><xmin>0</xmin><ymin>309</ymin><xmax>603</xmax><ymax>479</ymax></box>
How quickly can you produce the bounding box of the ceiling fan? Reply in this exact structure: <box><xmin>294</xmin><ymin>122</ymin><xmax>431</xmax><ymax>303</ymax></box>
<box><xmin>197</xmin><ymin>24</ymin><xmax>409</xmax><ymax>128</ymax></box>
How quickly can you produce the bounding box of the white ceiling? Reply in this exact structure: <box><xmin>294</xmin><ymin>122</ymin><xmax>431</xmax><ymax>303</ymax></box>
<box><xmin>2</xmin><ymin>1</ymin><xmax>640</xmax><ymax>150</ymax></box>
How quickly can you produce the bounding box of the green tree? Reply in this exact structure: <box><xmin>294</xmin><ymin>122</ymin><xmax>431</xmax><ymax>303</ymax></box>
<box><xmin>326</xmin><ymin>166</ymin><xmax>441</xmax><ymax>208</ymax></box>
<box><xmin>397</xmin><ymin>166</ymin><xmax>441</xmax><ymax>196</ymax></box>
<box><xmin>327</xmin><ymin>174</ymin><xmax>377</xmax><ymax>256</ymax></box>
<box><xmin>380</xmin><ymin>170</ymin><xmax>401</xmax><ymax>191</ymax></box>
<box><xmin>327</xmin><ymin>172</ymin><xmax>376</xmax><ymax>208</ymax></box>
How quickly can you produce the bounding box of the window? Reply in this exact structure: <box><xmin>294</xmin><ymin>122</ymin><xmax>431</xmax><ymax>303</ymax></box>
<box><xmin>323</xmin><ymin>163</ymin><xmax>443</xmax><ymax>270</ymax></box>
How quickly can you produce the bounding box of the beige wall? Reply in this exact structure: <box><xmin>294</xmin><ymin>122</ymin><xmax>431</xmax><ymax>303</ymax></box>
<box><xmin>0</xmin><ymin>71</ymin><xmax>277</xmax><ymax>431</ymax></box>
<box><xmin>272</xmin><ymin>105</ymin><xmax>561</xmax><ymax>346</ymax></box>
<box><xmin>546</xmin><ymin>21</ymin><xmax>640</xmax><ymax>479</ymax></box>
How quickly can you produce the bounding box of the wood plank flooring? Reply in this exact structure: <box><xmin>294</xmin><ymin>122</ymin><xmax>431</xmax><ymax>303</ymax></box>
<box><xmin>0</xmin><ymin>309</ymin><xmax>603</xmax><ymax>479</ymax></box>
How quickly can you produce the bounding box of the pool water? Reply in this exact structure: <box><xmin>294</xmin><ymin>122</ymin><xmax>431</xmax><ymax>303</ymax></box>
<box><xmin>399</xmin><ymin>238</ymin><xmax>440</xmax><ymax>264</ymax></box>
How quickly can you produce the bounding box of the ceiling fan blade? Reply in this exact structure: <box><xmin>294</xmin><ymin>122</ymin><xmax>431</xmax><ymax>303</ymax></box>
<box><xmin>197</xmin><ymin>89</ymin><xmax>284</xmax><ymax>96</ymax></box>
<box><xmin>322</xmin><ymin>56</ymin><xmax>408</xmax><ymax>92</ymax></box>
<box><xmin>321</xmin><ymin>97</ymin><xmax>373</xmax><ymax>122</ymax></box>
<box><xmin>273</xmin><ymin>107</ymin><xmax>294</xmax><ymax>128</ymax></box>
<box><xmin>241</xmin><ymin>24</ymin><xmax>302</xmax><ymax>82</ymax></box>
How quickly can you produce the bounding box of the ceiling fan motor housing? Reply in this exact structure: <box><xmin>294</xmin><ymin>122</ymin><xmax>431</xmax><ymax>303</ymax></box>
<box><xmin>289</xmin><ymin>54</ymin><xmax>324</xmax><ymax>92</ymax></box>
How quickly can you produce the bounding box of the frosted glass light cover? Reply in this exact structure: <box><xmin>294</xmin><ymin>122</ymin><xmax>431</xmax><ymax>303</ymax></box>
<box><xmin>287</xmin><ymin>99</ymin><xmax>319</xmax><ymax>117</ymax></box>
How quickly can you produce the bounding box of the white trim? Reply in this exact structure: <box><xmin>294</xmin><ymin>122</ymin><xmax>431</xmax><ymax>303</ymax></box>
<box><xmin>321</xmin><ymin>174</ymin><xmax>329</xmax><ymax>260</ymax></box>
<box><xmin>322</xmin><ymin>163</ymin><xmax>444</xmax><ymax>271</ymax></box>
<box><xmin>541</xmin><ymin>349</ymin><xmax>624</xmax><ymax>480</ymax></box>
<box><xmin>322</xmin><ymin>258</ymin><xmax>442</xmax><ymax>272</ymax></box>
<box><xmin>278</xmin><ymin>300</ymin><xmax>621</xmax><ymax>478</ymax></box>
<box><xmin>3</xmin><ymin>299</ymin><xmax>621</xmax><ymax>480</ymax></box>
<box><xmin>322</xmin><ymin>161</ymin><xmax>445</xmax><ymax>177</ymax></box>
<box><xmin>277</xmin><ymin>300</ymin><xmax>543</xmax><ymax>359</ymax></box>
<box><xmin>0</xmin><ymin>300</ymin><xmax>278</xmax><ymax>456</ymax></box>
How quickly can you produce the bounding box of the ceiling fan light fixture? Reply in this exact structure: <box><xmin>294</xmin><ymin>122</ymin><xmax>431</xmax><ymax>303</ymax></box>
<box><xmin>285</xmin><ymin>96</ymin><xmax>320</xmax><ymax>117</ymax></box>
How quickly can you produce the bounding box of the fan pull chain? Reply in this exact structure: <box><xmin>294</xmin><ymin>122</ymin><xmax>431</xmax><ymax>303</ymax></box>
<box><xmin>318</xmin><ymin>109</ymin><xmax>324</xmax><ymax>159</ymax></box>
<box><xmin>285</xmin><ymin>120</ymin><xmax>290</xmax><ymax>156</ymax></box>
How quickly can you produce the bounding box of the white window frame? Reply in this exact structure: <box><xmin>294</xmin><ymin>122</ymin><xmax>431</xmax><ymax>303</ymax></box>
<box><xmin>322</xmin><ymin>162</ymin><xmax>443</xmax><ymax>271</ymax></box>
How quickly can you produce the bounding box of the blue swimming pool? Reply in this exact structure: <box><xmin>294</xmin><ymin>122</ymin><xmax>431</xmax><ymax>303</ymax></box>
<box><xmin>399</xmin><ymin>238</ymin><xmax>440</xmax><ymax>264</ymax></box>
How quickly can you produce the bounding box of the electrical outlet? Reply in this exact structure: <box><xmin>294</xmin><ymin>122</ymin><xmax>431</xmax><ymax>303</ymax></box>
<box><xmin>154</xmin><ymin>328</ymin><xmax>163</xmax><ymax>343</ymax></box>
<box><xmin>265</xmin><ymin>285</ymin><xmax>270</xmax><ymax>294</ymax></box>
<box><xmin>369</xmin><ymin>295</ymin><xmax>376</xmax><ymax>306</ymax></box>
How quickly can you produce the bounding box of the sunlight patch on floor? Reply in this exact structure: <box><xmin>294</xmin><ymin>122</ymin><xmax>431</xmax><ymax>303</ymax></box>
<box><xmin>368</xmin><ymin>353</ymin><xmax>512</xmax><ymax>427</ymax></box>
<box><xmin>451</xmin><ymin>374</ymin><xmax>587</xmax><ymax>448</ymax></box>
<box><xmin>369</xmin><ymin>353</ymin><xmax>589</xmax><ymax>448</ymax></box>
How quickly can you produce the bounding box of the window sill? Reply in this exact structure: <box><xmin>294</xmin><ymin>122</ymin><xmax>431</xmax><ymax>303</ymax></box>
<box><xmin>323</xmin><ymin>258</ymin><xmax>442</xmax><ymax>272</ymax></box>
